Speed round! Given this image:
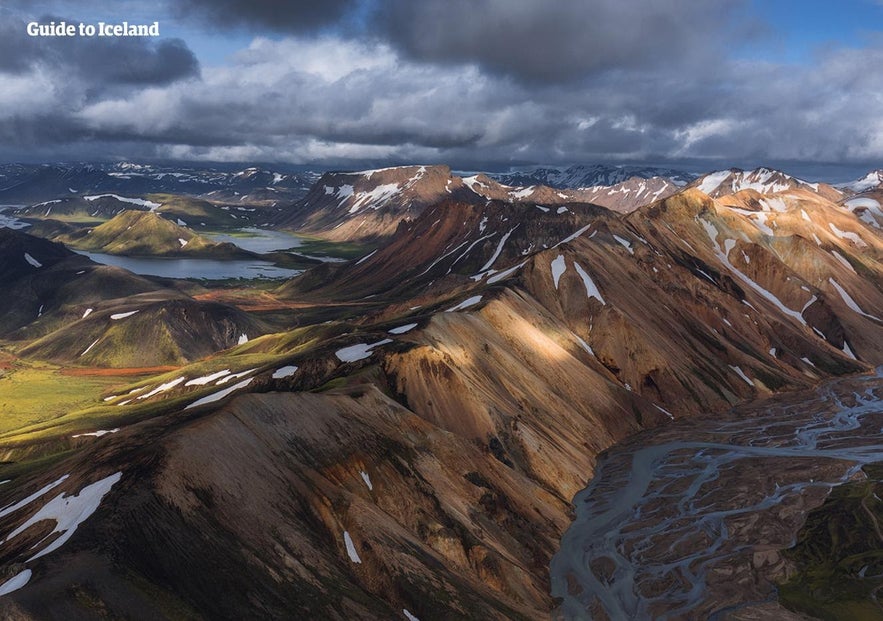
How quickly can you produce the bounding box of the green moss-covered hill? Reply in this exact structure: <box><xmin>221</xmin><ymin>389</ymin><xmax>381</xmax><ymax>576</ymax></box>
<box><xmin>57</xmin><ymin>210</ymin><xmax>250</xmax><ymax>258</ymax></box>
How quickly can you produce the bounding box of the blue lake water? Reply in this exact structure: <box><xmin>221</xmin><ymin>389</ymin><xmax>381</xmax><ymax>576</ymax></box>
<box><xmin>1</xmin><ymin>206</ymin><xmax>305</xmax><ymax>280</ymax></box>
<box><xmin>76</xmin><ymin>251</ymin><xmax>303</xmax><ymax>280</ymax></box>
<box><xmin>205</xmin><ymin>227</ymin><xmax>304</xmax><ymax>253</ymax></box>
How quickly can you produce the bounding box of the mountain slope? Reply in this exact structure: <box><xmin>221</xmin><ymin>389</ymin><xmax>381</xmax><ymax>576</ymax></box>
<box><xmin>0</xmin><ymin>177</ymin><xmax>880</xmax><ymax>619</ymax></box>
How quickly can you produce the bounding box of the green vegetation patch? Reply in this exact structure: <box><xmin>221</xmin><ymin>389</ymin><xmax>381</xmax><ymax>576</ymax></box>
<box><xmin>779</xmin><ymin>462</ymin><xmax>883</xmax><ymax>620</ymax></box>
<box><xmin>291</xmin><ymin>236</ymin><xmax>378</xmax><ymax>260</ymax></box>
<box><xmin>0</xmin><ymin>359</ymin><xmax>124</xmax><ymax>436</ymax></box>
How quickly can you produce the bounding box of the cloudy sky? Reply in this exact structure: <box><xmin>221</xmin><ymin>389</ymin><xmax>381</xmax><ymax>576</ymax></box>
<box><xmin>2</xmin><ymin>0</ymin><xmax>883</xmax><ymax>179</ymax></box>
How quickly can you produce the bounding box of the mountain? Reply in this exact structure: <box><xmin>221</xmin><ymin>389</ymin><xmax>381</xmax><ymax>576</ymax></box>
<box><xmin>489</xmin><ymin>163</ymin><xmax>696</xmax><ymax>188</ymax></box>
<box><xmin>19</xmin><ymin>296</ymin><xmax>262</xmax><ymax>367</ymax></box>
<box><xmin>0</xmin><ymin>162</ymin><xmax>318</xmax><ymax>206</ymax></box>
<box><xmin>574</xmin><ymin>175</ymin><xmax>680</xmax><ymax>212</ymax></box>
<box><xmin>55</xmin><ymin>210</ymin><xmax>250</xmax><ymax>258</ymax></box>
<box><xmin>0</xmin><ymin>228</ymin><xmax>157</xmax><ymax>335</ymax></box>
<box><xmin>839</xmin><ymin>169</ymin><xmax>883</xmax><ymax>193</ymax></box>
<box><xmin>0</xmin><ymin>170</ymin><xmax>881</xmax><ymax>619</ymax></box>
<box><xmin>689</xmin><ymin>166</ymin><xmax>844</xmax><ymax>201</ymax></box>
<box><xmin>275</xmin><ymin>165</ymin><xmax>675</xmax><ymax>242</ymax></box>
<box><xmin>16</xmin><ymin>193</ymin><xmax>280</xmax><ymax>230</ymax></box>
<box><xmin>0</xmin><ymin>228</ymin><xmax>266</xmax><ymax>367</ymax></box>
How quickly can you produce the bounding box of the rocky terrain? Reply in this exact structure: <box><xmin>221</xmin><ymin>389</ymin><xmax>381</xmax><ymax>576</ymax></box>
<box><xmin>0</xmin><ymin>164</ymin><xmax>880</xmax><ymax>619</ymax></box>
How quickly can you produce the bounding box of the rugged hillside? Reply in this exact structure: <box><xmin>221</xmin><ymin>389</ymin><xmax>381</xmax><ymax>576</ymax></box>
<box><xmin>14</xmin><ymin>194</ymin><xmax>161</xmax><ymax>223</ymax></box>
<box><xmin>0</xmin><ymin>228</ymin><xmax>266</xmax><ymax>367</ymax></box>
<box><xmin>0</xmin><ymin>229</ymin><xmax>158</xmax><ymax>334</ymax></box>
<box><xmin>19</xmin><ymin>296</ymin><xmax>262</xmax><ymax>367</ymax></box>
<box><xmin>0</xmin><ymin>179</ymin><xmax>880</xmax><ymax>619</ymax></box>
<box><xmin>576</xmin><ymin>175</ymin><xmax>680</xmax><ymax>212</ymax></box>
<box><xmin>55</xmin><ymin>210</ymin><xmax>249</xmax><ymax>258</ymax></box>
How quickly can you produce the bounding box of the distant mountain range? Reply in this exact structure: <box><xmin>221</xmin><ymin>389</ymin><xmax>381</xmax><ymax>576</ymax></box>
<box><xmin>0</xmin><ymin>162</ymin><xmax>320</xmax><ymax>205</ymax></box>
<box><xmin>488</xmin><ymin>163</ymin><xmax>697</xmax><ymax>188</ymax></box>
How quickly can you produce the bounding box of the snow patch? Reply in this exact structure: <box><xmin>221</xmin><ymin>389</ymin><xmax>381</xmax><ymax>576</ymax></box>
<box><xmin>829</xmin><ymin>279</ymin><xmax>881</xmax><ymax>320</ymax></box>
<box><xmin>359</xmin><ymin>471</ymin><xmax>373</xmax><ymax>491</ymax></box>
<box><xmin>829</xmin><ymin>223</ymin><xmax>866</xmax><ymax>246</ymax></box>
<box><xmin>573</xmin><ymin>262</ymin><xmax>604</xmax><ymax>303</ymax></box>
<box><xmin>185</xmin><ymin>378</ymin><xmax>254</xmax><ymax>410</ymax></box>
<box><xmin>344</xmin><ymin>531</ymin><xmax>361</xmax><ymax>563</ymax></box>
<box><xmin>0</xmin><ymin>476</ymin><xmax>69</xmax><ymax>519</ymax></box>
<box><xmin>696</xmin><ymin>170</ymin><xmax>731</xmax><ymax>195</ymax></box>
<box><xmin>389</xmin><ymin>323</ymin><xmax>418</xmax><ymax>335</ymax></box>
<box><xmin>72</xmin><ymin>428</ymin><xmax>119</xmax><ymax>439</ymax></box>
<box><xmin>335</xmin><ymin>339</ymin><xmax>393</xmax><ymax>362</ymax></box>
<box><xmin>478</xmin><ymin>225</ymin><xmax>518</xmax><ymax>272</ymax></box>
<box><xmin>729</xmin><ymin>365</ymin><xmax>755</xmax><ymax>387</ymax></box>
<box><xmin>612</xmin><ymin>235</ymin><xmax>633</xmax><ymax>254</ymax></box>
<box><xmin>185</xmin><ymin>370</ymin><xmax>231</xmax><ymax>386</ymax></box>
<box><xmin>137</xmin><ymin>377</ymin><xmax>185</xmax><ymax>399</ymax></box>
<box><xmin>0</xmin><ymin>569</ymin><xmax>31</xmax><ymax>596</ymax></box>
<box><xmin>446</xmin><ymin>295</ymin><xmax>483</xmax><ymax>313</ymax></box>
<box><xmin>355</xmin><ymin>249</ymin><xmax>377</xmax><ymax>265</ymax></box>
<box><xmin>550</xmin><ymin>255</ymin><xmax>567</xmax><ymax>289</ymax></box>
<box><xmin>84</xmin><ymin>194</ymin><xmax>161</xmax><ymax>210</ymax></box>
<box><xmin>24</xmin><ymin>253</ymin><xmax>42</xmax><ymax>268</ymax></box>
<box><xmin>110</xmin><ymin>310</ymin><xmax>139</xmax><ymax>320</ymax></box>
<box><xmin>5</xmin><ymin>472</ymin><xmax>122</xmax><ymax>562</ymax></box>
<box><xmin>487</xmin><ymin>262</ymin><xmax>525</xmax><ymax>284</ymax></box>
<box><xmin>272</xmin><ymin>365</ymin><xmax>299</xmax><ymax>379</ymax></box>
<box><xmin>830</xmin><ymin>250</ymin><xmax>856</xmax><ymax>273</ymax></box>
<box><xmin>216</xmin><ymin>368</ymin><xmax>258</xmax><ymax>385</ymax></box>
<box><xmin>80</xmin><ymin>339</ymin><xmax>100</xmax><ymax>357</ymax></box>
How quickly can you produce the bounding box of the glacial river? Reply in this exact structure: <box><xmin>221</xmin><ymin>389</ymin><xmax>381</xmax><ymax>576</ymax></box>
<box><xmin>551</xmin><ymin>368</ymin><xmax>883</xmax><ymax>620</ymax></box>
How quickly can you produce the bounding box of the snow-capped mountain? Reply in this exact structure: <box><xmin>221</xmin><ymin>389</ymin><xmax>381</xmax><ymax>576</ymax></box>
<box><xmin>489</xmin><ymin>164</ymin><xmax>696</xmax><ymax>189</ymax></box>
<box><xmin>0</xmin><ymin>162</ymin><xmax>319</xmax><ymax>205</ymax></box>
<box><xmin>839</xmin><ymin>170</ymin><xmax>883</xmax><ymax>193</ymax></box>
<box><xmin>689</xmin><ymin>167</ymin><xmax>843</xmax><ymax>201</ymax></box>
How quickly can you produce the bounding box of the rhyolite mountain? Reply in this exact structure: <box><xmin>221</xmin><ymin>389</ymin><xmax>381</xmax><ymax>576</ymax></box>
<box><xmin>276</xmin><ymin>165</ymin><xmax>683</xmax><ymax>242</ymax></box>
<box><xmin>689</xmin><ymin>166</ymin><xmax>844</xmax><ymax>201</ymax></box>
<box><xmin>0</xmin><ymin>165</ymin><xmax>881</xmax><ymax>619</ymax></box>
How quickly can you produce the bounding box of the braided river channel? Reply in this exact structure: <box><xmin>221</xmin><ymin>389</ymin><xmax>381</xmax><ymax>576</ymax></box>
<box><xmin>551</xmin><ymin>368</ymin><xmax>883</xmax><ymax>620</ymax></box>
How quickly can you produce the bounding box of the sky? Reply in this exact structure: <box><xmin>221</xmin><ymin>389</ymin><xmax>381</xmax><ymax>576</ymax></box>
<box><xmin>1</xmin><ymin>0</ymin><xmax>883</xmax><ymax>180</ymax></box>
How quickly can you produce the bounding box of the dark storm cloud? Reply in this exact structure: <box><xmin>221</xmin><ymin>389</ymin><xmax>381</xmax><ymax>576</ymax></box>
<box><xmin>373</xmin><ymin>0</ymin><xmax>751</xmax><ymax>82</ymax></box>
<box><xmin>172</xmin><ymin>0</ymin><xmax>360</xmax><ymax>33</ymax></box>
<box><xmin>1</xmin><ymin>0</ymin><xmax>882</xmax><ymax>181</ymax></box>
<box><xmin>0</xmin><ymin>16</ymin><xmax>199</xmax><ymax>85</ymax></box>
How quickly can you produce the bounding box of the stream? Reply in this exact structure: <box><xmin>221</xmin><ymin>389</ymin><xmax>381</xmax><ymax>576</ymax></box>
<box><xmin>550</xmin><ymin>368</ymin><xmax>883</xmax><ymax>620</ymax></box>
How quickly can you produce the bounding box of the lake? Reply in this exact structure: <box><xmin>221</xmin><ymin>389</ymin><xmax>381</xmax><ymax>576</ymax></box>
<box><xmin>76</xmin><ymin>251</ymin><xmax>303</xmax><ymax>280</ymax></box>
<box><xmin>0</xmin><ymin>206</ymin><xmax>306</xmax><ymax>280</ymax></box>
<box><xmin>205</xmin><ymin>227</ymin><xmax>304</xmax><ymax>253</ymax></box>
